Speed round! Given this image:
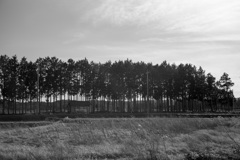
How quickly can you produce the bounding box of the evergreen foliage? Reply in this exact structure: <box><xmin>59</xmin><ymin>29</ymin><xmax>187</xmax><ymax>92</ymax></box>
<box><xmin>0</xmin><ymin>55</ymin><xmax>235</xmax><ymax>114</ymax></box>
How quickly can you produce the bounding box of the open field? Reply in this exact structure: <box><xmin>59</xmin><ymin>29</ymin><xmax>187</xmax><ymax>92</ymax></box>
<box><xmin>0</xmin><ymin>118</ymin><xmax>240</xmax><ymax>160</ymax></box>
<box><xmin>1</xmin><ymin>112</ymin><xmax>240</xmax><ymax>122</ymax></box>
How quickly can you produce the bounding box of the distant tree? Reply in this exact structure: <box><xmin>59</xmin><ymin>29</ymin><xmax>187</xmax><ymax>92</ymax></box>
<box><xmin>175</xmin><ymin>64</ymin><xmax>189</xmax><ymax>112</ymax></box>
<box><xmin>217</xmin><ymin>73</ymin><xmax>234</xmax><ymax>110</ymax></box>
<box><xmin>67</xmin><ymin>59</ymin><xmax>80</xmax><ymax>103</ymax></box>
<box><xmin>218</xmin><ymin>73</ymin><xmax>234</xmax><ymax>92</ymax></box>
<box><xmin>6</xmin><ymin>56</ymin><xmax>19</xmax><ymax>114</ymax></box>
<box><xmin>35</xmin><ymin>57</ymin><xmax>46</xmax><ymax>113</ymax></box>
<box><xmin>206</xmin><ymin>73</ymin><xmax>216</xmax><ymax>112</ymax></box>
<box><xmin>76</xmin><ymin>58</ymin><xmax>91</xmax><ymax>100</ymax></box>
<box><xmin>0</xmin><ymin>55</ymin><xmax>236</xmax><ymax>114</ymax></box>
<box><xmin>152</xmin><ymin>64</ymin><xmax>164</xmax><ymax>111</ymax></box>
<box><xmin>123</xmin><ymin>59</ymin><xmax>135</xmax><ymax>112</ymax></box>
<box><xmin>164</xmin><ymin>63</ymin><xmax>177</xmax><ymax>112</ymax></box>
<box><xmin>133</xmin><ymin>61</ymin><xmax>147</xmax><ymax>112</ymax></box>
<box><xmin>0</xmin><ymin>55</ymin><xmax>10</xmax><ymax>114</ymax></box>
<box><xmin>102</xmin><ymin>61</ymin><xmax>112</xmax><ymax>112</ymax></box>
<box><xmin>57</xmin><ymin>60</ymin><xmax>65</xmax><ymax>112</ymax></box>
<box><xmin>25</xmin><ymin>61</ymin><xmax>37</xmax><ymax>113</ymax></box>
<box><xmin>50</xmin><ymin>57</ymin><xmax>62</xmax><ymax>112</ymax></box>
<box><xmin>18</xmin><ymin>57</ymin><xmax>29</xmax><ymax>114</ymax></box>
<box><xmin>195</xmin><ymin>67</ymin><xmax>207</xmax><ymax>112</ymax></box>
<box><xmin>90</xmin><ymin>62</ymin><xmax>100</xmax><ymax>100</ymax></box>
<box><xmin>60</xmin><ymin>61</ymin><xmax>68</xmax><ymax>111</ymax></box>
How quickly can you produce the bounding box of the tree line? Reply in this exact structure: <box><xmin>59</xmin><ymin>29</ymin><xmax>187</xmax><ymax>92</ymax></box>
<box><xmin>0</xmin><ymin>55</ymin><xmax>235</xmax><ymax>114</ymax></box>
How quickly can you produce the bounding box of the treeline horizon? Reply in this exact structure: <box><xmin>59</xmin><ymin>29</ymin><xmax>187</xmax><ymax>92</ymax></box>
<box><xmin>0</xmin><ymin>54</ymin><xmax>235</xmax><ymax>114</ymax></box>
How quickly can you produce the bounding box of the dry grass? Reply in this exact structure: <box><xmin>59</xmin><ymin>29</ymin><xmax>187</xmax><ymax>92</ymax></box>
<box><xmin>0</xmin><ymin>117</ymin><xmax>240</xmax><ymax>160</ymax></box>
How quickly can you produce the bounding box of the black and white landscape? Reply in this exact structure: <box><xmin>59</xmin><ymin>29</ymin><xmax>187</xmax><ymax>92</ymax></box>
<box><xmin>0</xmin><ymin>0</ymin><xmax>240</xmax><ymax>159</ymax></box>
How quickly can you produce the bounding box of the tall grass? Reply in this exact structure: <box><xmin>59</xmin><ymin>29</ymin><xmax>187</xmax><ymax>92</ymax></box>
<box><xmin>0</xmin><ymin>118</ymin><xmax>240</xmax><ymax>159</ymax></box>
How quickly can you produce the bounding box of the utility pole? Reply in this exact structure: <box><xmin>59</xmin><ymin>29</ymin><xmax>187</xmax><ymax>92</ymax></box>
<box><xmin>37</xmin><ymin>64</ymin><xmax>40</xmax><ymax>114</ymax></box>
<box><xmin>147</xmin><ymin>70</ymin><xmax>149</xmax><ymax>117</ymax></box>
<box><xmin>232</xmin><ymin>89</ymin><xmax>235</xmax><ymax>111</ymax></box>
<box><xmin>0</xmin><ymin>82</ymin><xmax>3</xmax><ymax>114</ymax></box>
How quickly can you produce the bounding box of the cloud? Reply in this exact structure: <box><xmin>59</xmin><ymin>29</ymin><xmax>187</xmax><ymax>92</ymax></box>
<box><xmin>84</xmin><ymin>0</ymin><xmax>240</xmax><ymax>33</ymax></box>
<box><xmin>62</xmin><ymin>32</ymin><xmax>85</xmax><ymax>45</ymax></box>
<box><xmin>1</xmin><ymin>0</ymin><xmax>240</xmax><ymax>96</ymax></box>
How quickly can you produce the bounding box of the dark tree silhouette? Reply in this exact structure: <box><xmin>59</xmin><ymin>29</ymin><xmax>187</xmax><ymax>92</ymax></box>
<box><xmin>0</xmin><ymin>55</ymin><xmax>236</xmax><ymax>114</ymax></box>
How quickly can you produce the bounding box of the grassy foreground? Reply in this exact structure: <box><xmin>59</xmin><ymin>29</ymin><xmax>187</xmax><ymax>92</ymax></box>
<box><xmin>0</xmin><ymin>118</ymin><xmax>240</xmax><ymax>160</ymax></box>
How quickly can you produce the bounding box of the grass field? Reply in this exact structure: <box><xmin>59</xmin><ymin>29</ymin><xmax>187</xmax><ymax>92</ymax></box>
<box><xmin>0</xmin><ymin>117</ymin><xmax>240</xmax><ymax>160</ymax></box>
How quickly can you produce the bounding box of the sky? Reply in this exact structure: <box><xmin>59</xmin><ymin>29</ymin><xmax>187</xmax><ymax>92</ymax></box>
<box><xmin>0</xmin><ymin>0</ymin><xmax>240</xmax><ymax>97</ymax></box>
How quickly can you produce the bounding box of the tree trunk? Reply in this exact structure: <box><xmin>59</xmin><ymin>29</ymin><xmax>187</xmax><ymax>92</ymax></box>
<box><xmin>29</xmin><ymin>98</ymin><xmax>32</xmax><ymax>114</ymax></box>
<box><xmin>7</xmin><ymin>100</ymin><xmax>10</xmax><ymax>115</ymax></box>
<box><xmin>60</xmin><ymin>93</ymin><xmax>62</xmax><ymax>113</ymax></box>
<box><xmin>52</xmin><ymin>95</ymin><xmax>55</xmax><ymax>113</ymax></box>
<box><xmin>22</xmin><ymin>99</ymin><xmax>24</xmax><ymax>114</ymax></box>
<box><xmin>55</xmin><ymin>95</ymin><xmax>59</xmax><ymax>111</ymax></box>
<box><xmin>64</xmin><ymin>94</ymin><xmax>66</xmax><ymax>112</ymax></box>
<box><xmin>2</xmin><ymin>98</ymin><xmax>5</xmax><ymax>114</ymax></box>
<box><xmin>167</xmin><ymin>97</ymin><xmax>170</xmax><ymax>112</ymax></box>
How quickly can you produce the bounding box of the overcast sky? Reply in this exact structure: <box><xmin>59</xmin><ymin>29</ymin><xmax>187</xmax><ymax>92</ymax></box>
<box><xmin>0</xmin><ymin>0</ymin><xmax>240</xmax><ymax>97</ymax></box>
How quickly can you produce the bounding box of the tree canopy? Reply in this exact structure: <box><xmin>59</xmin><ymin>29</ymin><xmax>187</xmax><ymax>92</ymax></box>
<box><xmin>0</xmin><ymin>55</ymin><xmax>235</xmax><ymax>114</ymax></box>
